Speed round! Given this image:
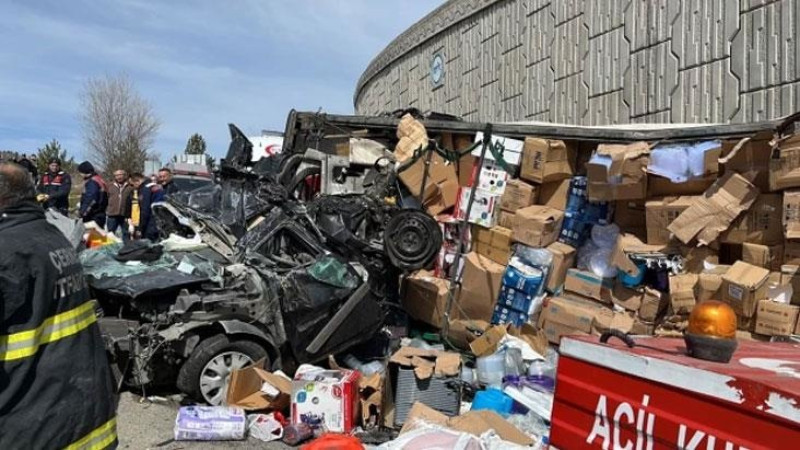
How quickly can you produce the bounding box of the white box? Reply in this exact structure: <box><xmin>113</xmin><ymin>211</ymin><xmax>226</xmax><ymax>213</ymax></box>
<box><xmin>291</xmin><ymin>368</ymin><xmax>360</xmax><ymax>433</ymax></box>
<box><xmin>456</xmin><ymin>187</ymin><xmax>501</xmax><ymax>228</ymax></box>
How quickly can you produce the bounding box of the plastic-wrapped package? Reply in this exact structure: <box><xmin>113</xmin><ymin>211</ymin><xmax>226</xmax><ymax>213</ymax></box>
<box><xmin>247</xmin><ymin>413</ymin><xmax>284</xmax><ymax>442</ymax></box>
<box><xmin>174</xmin><ymin>406</ymin><xmax>246</xmax><ymax>441</ymax></box>
<box><xmin>648</xmin><ymin>140</ymin><xmax>721</xmax><ymax>182</ymax></box>
<box><xmin>376</xmin><ymin>423</ymin><xmax>484</xmax><ymax>450</ymax></box>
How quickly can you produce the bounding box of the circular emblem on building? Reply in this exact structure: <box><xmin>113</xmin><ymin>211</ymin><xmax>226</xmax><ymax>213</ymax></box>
<box><xmin>430</xmin><ymin>53</ymin><xmax>444</xmax><ymax>86</ymax></box>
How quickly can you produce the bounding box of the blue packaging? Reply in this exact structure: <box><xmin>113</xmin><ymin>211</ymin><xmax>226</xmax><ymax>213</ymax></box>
<box><xmin>496</xmin><ymin>285</ymin><xmax>534</xmax><ymax>312</ymax></box>
<box><xmin>558</xmin><ymin>211</ymin><xmax>591</xmax><ymax>247</ymax></box>
<box><xmin>491</xmin><ymin>307</ymin><xmax>528</xmax><ymax>327</ymax></box>
<box><xmin>502</xmin><ymin>263</ymin><xmax>545</xmax><ymax>295</ymax></box>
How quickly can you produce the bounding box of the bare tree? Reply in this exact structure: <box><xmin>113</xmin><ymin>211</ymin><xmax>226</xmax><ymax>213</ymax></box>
<box><xmin>80</xmin><ymin>74</ymin><xmax>160</xmax><ymax>175</ymax></box>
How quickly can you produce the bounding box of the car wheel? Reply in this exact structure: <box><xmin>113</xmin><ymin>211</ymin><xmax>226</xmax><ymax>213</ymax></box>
<box><xmin>177</xmin><ymin>334</ymin><xmax>269</xmax><ymax>405</ymax></box>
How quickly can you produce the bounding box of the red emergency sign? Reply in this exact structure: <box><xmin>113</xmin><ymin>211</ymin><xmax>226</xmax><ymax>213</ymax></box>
<box><xmin>551</xmin><ymin>336</ymin><xmax>800</xmax><ymax>449</ymax></box>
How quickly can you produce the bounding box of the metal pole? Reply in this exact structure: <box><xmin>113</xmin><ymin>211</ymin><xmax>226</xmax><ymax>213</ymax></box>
<box><xmin>441</xmin><ymin>124</ymin><xmax>492</xmax><ymax>340</ymax></box>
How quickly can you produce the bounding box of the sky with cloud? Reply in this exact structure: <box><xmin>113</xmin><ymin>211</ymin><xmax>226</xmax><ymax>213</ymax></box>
<box><xmin>0</xmin><ymin>0</ymin><xmax>441</xmax><ymax>161</ymax></box>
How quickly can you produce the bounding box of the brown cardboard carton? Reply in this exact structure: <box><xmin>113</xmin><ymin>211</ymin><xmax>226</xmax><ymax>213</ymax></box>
<box><xmin>564</xmin><ymin>269</ymin><xmax>613</xmax><ymax>303</ymax></box>
<box><xmin>785</xmin><ymin>242</ymin><xmax>800</xmax><ymax>265</ymax></box>
<box><xmin>612</xmin><ymin>233</ymin><xmax>671</xmax><ymax>277</ymax></box>
<box><xmin>358</xmin><ymin>372</ymin><xmax>386</xmax><ymax>428</ymax></box>
<box><xmin>721</xmin><ymin>136</ymin><xmax>771</xmax><ymax>192</ymax></box>
<box><xmin>445</xmin><ymin>319</ymin><xmax>490</xmax><ymax>351</ymax></box>
<box><xmin>537</xmin><ymin>178</ymin><xmax>570</xmax><ymax>211</ymax></box>
<box><xmin>227</xmin><ymin>362</ymin><xmax>292</xmax><ymax>411</ymax></box>
<box><xmin>457</xmin><ymin>252</ymin><xmax>505</xmax><ymax>322</ymax></box>
<box><xmin>499</xmin><ymin>179</ymin><xmax>538</xmax><ymax>212</ymax></box>
<box><xmin>468</xmin><ymin>324</ymin><xmax>508</xmax><ymax>357</ymax></box>
<box><xmin>721</xmin><ymin>261</ymin><xmax>770</xmax><ymax>318</ymax></box>
<box><xmin>695</xmin><ymin>265</ymin><xmax>730</xmax><ymax>302</ymax></box>
<box><xmin>781</xmin><ymin>265</ymin><xmax>800</xmax><ymax>306</ymax></box>
<box><xmin>473</xmin><ymin>226</ymin><xmax>513</xmax><ymax>265</ymax></box>
<box><xmin>681</xmin><ymin>245</ymin><xmax>720</xmax><ymax>273</ymax></box>
<box><xmin>611</xmin><ymin>282</ymin><xmax>643</xmax><ymax>312</ymax></box>
<box><xmin>667</xmin><ymin>173</ymin><xmax>759</xmax><ymax>246</ymax></box>
<box><xmin>645</xmin><ymin>197</ymin><xmax>696</xmax><ymax>245</ymax></box>
<box><xmin>512</xmin><ymin>205</ymin><xmax>564</xmax><ymax>248</ymax></box>
<box><xmin>721</xmin><ymin>194</ymin><xmax>783</xmax><ymax>244</ymax></box>
<box><xmin>615</xmin><ymin>200</ymin><xmax>647</xmax><ymax>239</ymax></box>
<box><xmin>631</xmin><ymin>318</ymin><xmax>656</xmax><ymax>336</ymax></box>
<box><xmin>542</xmin><ymin>320</ymin><xmax>591</xmax><ymax>344</ymax></box>
<box><xmin>401</xmin><ymin>271</ymin><xmax>460</xmax><ymax>328</ymax></box>
<box><xmin>586</xmin><ymin>142</ymin><xmax>650</xmax><ymax>201</ymax></box>
<box><xmin>669</xmin><ymin>274</ymin><xmax>698</xmax><ymax>314</ymax></box>
<box><xmin>440</xmin><ymin>132</ymin><xmax>477</xmax><ymax>187</ymax></box>
<box><xmin>394</xmin><ymin>114</ymin><xmax>428</xmax><ymax>162</ymax></box>
<box><xmin>638</xmin><ymin>288</ymin><xmax>667</xmax><ymax>322</ymax></box>
<box><xmin>398</xmin><ymin>152</ymin><xmax>459</xmax><ymax>215</ymax></box>
<box><xmin>520</xmin><ymin>137</ymin><xmax>576</xmax><ymax>183</ymax></box>
<box><xmin>542</xmin><ymin>296</ymin><xmax>606</xmax><ymax>333</ymax></box>
<box><xmin>769</xmin><ymin>133</ymin><xmax>800</xmax><ymax>191</ymax></box>
<box><xmin>401</xmin><ymin>403</ymin><xmax>533</xmax><ymax>446</ymax></box>
<box><xmin>497</xmin><ymin>210</ymin><xmax>519</xmax><ymax>229</ymax></box>
<box><xmin>755</xmin><ymin>300</ymin><xmax>800</xmax><ymax>336</ymax></box>
<box><xmin>784</xmin><ymin>190</ymin><xmax>800</xmax><ymax>239</ymax></box>
<box><xmin>648</xmin><ymin>174</ymin><xmax>716</xmax><ymax>197</ymax></box>
<box><xmin>546</xmin><ymin>241</ymin><xmax>576</xmax><ymax>292</ymax></box>
<box><xmin>742</xmin><ymin>242</ymin><xmax>784</xmax><ymax>271</ymax></box>
<box><xmin>390</xmin><ymin>347</ymin><xmax>460</xmax><ymax>380</ymax></box>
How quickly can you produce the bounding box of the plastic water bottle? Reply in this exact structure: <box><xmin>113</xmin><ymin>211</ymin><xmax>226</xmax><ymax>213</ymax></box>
<box><xmin>590</xmin><ymin>223</ymin><xmax>620</xmax><ymax>249</ymax></box>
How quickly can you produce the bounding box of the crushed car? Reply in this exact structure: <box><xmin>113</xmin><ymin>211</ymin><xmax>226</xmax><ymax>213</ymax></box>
<box><xmin>84</xmin><ymin>123</ymin><xmax>442</xmax><ymax>405</ymax></box>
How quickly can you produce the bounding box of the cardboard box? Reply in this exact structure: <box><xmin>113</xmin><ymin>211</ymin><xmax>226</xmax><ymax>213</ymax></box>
<box><xmin>473</xmin><ymin>226</ymin><xmax>513</xmax><ymax>265</ymax></box>
<box><xmin>473</xmin><ymin>158</ymin><xmax>510</xmax><ymax>195</ymax></box>
<box><xmin>542</xmin><ymin>297</ymin><xmax>600</xmax><ymax>333</ymax></box>
<box><xmin>742</xmin><ymin>242</ymin><xmax>784</xmax><ymax>271</ymax></box>
<box><xmin>564</xmin><ymin>269</ymin><xmax>613</xmax><ymax>303</ymax></box>
<box><xmin>668</xmin><ymin>173</ymin><xmax>758</xmax><ymax>246</ymax></box>
<box><xmin>227</xmin><ymin>362</ymin><xmax>292</xmax><ymax>411</ymax></box>
<box><xmin>542</xmin><ymin>320</ymin><xmax>591</xmax><ymax>344</ymax></box>
<box><xmin>519</xmin><ymin>137</ymin><xmax>576</xmax><ymax>183</ymax></box>
<box><xmin>669</xmin><ymin>274</ymin><xmax>698</xmax><ymax>314</ymax></box>
<box><xmin>468</xmin><ymin>324</ymin><xmax>508</xmax><ymax>357</ymax></box>
<box><xmin>615</xmin><ymin>200</ymin><xmax>647</xmax><ymax>239</ymax></box>
<box><xmin>586</xmin><ymin>142</ymin><xmax>650</xmax><ymax>201</ymax></box>
<box><xmin>769</xmin><ymin>133</ymin><xmax>800</xmax><ymax>191</ymax></box>
<box><xmin>456</xmin><ymin>187</ymin><xmax>501</xmax><ymax>228</ymax></box>
<box><xmin>696</xmin><ymin>264</ymin><xmax>730</xmax><ymax>302</ymax></box>
<box><xmin>784</xmin><ymin>190</ymin><xmax>800</xmax><ymax>239</ymax></box>
<box><xmin>537</xmin><ymin>178</ymin><xmax>571</xmax><ymax>211</ymax></box>
<box><xmin>394</xmin><ymin>114</ymin><xmax>428</xmax><ymax>162</ymax></box>
<box><xmin>721</xmin><ymin>194</ymin><xmax>783</xmax><ymax>244</ymax></box>
<box><xmin>499</xmin><ymin>179</ymin><xmax>538</xmax><ymax>212</ymax></box>
<box><xmin>631</xmin><ymin>318</ymin><xmax>656</xmax><ymax>336</ymax></box>
<box><xmin>398</xmin><ymin>152</ymin><xmax>459</xmax><ymax>216</ymax></box>
<box><xmin>781</xmin><ymin>265</ymin><xmax>800</xmax><ymax>306</ymax></box>
<box><xmin>645</xmin><ymin>196</ymin><xmax>696</xmax><ymax>245</ymax></box>
<box><xmin>292</xmin><ymin>368</ymin><xmax>360</xmax><ymax>433</ymax></box>
<box><xmin>473</xmin><ymin>133</ymin><xmax>524</xmax><ymax>166</ymax></box>
<box><xmin>441</xmin><ymin>132</ymin><xmax>477</xmax><ymax>188</ymax></box>
<box><xmin>721</xmin><ymin>261</ymin><xmax>770</xmax><ymax>318</ymax></box>
<box><xmin>638</xmin><ymin>288</ymin><xmax>667</xmax><ymax>322</ymax></box>
<box><xmin>497</xmin><ymin>210</ymin><xmax>519</xmax><ymax>229</ymax></box>
<box><xmin>402</xmin><ymin>271</ymin><xmax>459</xmax><ymax>328</ymax></box>
<box><xmin>546</xmin><ymin>241</ymin><xmax>576</xmax><ymax>292</ymax></box>
<box><xmin>389</xmin><ymin>347</ymin><xmax>460</xmax><ymax>380</ymax></box>
<box><xmin>400</xmin><ymin>402</ymin><xmax>534</xmax><ymax>446</ymax></box>
<box><xmin>647</xmin><ymin>174</ymin><xmax>716</xmax><ymax>197</ymax></box>
<box><xmin>457</xmin><ymin>252</ymin><xmax>505</xmax><ymax>322</ymax></box>
<box><xmin>755</xmin><ymin>300</ymin><xmax>800</xmax><ymax>336</ymax></box>
<box><xmin>358</xmin><ymin>372</ymin><xmax>385</xmax><ymax>428</ymax></box>
<box><xmin>721</xmin><ymin>136</ymin><xmax>771</xmax><ymax>192</ymax></box>
<box><xmin>512</xmin><ymin>205</ymin><xmax>564</xmax><ymax>248</ymax></box>
<box><xmin>785</xmin><ymin>241</ymin><xmax>800</xmax><ymax>265</ymax></box>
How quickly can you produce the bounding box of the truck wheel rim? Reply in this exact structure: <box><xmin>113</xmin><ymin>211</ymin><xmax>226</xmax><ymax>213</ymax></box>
<box><xmin>200</xmin><ymin>351</ymin><xmax>253</xmax><ymax>405</ymax></box>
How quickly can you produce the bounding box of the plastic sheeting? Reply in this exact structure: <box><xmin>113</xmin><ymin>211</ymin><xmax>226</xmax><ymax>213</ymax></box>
<box><xmin>45</xmin><ymin>208</ymin><xmax>85</xmax><ymax>249</ymax></box>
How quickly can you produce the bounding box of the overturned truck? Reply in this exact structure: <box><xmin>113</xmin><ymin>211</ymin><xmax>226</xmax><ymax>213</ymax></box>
<box><xmin>90</xmin><ymin>123</ymin><xmax>442</xmax><ymax>405</ymax></box>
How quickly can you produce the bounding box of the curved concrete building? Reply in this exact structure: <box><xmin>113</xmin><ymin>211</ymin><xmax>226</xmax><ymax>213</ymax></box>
<box><xmin>355</xmin><ymin>0</ymin><xmax>800</xmax><ymax>125</ymax></box>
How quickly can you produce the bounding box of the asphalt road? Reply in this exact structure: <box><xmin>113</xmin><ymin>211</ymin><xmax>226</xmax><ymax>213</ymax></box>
<box><xmin>116</xmin><ymin>392</ymin><xmax>293</xmax><ymax>449</ymax></box>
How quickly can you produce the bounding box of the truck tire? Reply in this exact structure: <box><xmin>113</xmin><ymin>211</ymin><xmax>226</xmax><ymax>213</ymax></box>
<box><xmin>177</xmin><ymin>334</ymin><xmax>269</xmax><ymax>405</ymax></box>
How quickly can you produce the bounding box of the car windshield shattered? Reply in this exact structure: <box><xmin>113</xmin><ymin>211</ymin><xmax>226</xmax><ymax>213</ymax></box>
<box><xmin>83</xmin><ymin>122</ymin><xmax>442</xmax><ymax>405</ymax></box>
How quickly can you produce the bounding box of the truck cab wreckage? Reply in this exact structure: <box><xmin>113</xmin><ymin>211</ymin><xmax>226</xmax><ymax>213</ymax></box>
<box><xmin>89</xmin><ymin>118</ymin><xmax>442</xmax><ymax>405</ymax></box>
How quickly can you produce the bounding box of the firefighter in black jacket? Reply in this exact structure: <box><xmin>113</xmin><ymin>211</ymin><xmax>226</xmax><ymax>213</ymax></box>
<box><xmin>0</xmin><ymin>162</ymin><xmax>117</xmax><ymax>449</ymax></box>
<box><xmin>37</xmin><ymin>157</ymin><xmax>72</xmax><ymax>215</ymax></box>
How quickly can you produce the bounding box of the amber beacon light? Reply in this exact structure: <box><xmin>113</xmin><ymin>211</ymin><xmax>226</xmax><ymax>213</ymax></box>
<box><xmin>684</xmin><ymin>300</ymin><xmax>738</xmax><ymax>363</ymax></box>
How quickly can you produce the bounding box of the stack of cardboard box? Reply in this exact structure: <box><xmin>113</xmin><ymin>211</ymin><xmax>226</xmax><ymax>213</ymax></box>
<box><xmin>399</xmin><ymin>116</ymin><xmax>800</xmax><ymax>343</ymax></box>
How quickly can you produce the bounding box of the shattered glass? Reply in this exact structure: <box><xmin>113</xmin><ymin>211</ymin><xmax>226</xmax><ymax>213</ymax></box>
<box><xmin>308</xmin><ymin>255</ymin><xmax>359</xmax><ymax>289</ymax></box>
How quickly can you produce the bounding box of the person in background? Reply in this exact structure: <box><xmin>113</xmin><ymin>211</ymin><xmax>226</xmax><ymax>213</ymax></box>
<box><xmin>0</xmin><ymin>162</ymin><xmax>118</xmax><ymax>449</ymax></box>
<box><xmin>158</xmin><ymin>167</ymin><xmax>180</xmax><ymax>196</ymax></box>
<box><xmin>37</xmin><ymin>157</ymin><xmax>72</xmax><ymax>216</ymax></box>
<box><xmin>16</xmin><ymin>154</ymin><xmax>38</xmax><ymax>184</ymax></box>
<box><xmin>130</xmin><ymin>172</ymin><xmax>164</xmax><ymax>241</ymax></box>
<box><xmin>77</xmin><ymin>161</ymin><xmax>108</xmax><ymax>228</ymax></box>
<box><xmin>106</xmin><ymin>169</ymin><xmax>133</xmax><ymax>240</ymax></box>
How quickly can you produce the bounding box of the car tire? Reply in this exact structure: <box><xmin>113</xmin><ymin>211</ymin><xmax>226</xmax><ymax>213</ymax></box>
<box><xmin>177</xmin><ymin>334</ymin><xmax>269</xmax><ymax>405</ymax></box>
